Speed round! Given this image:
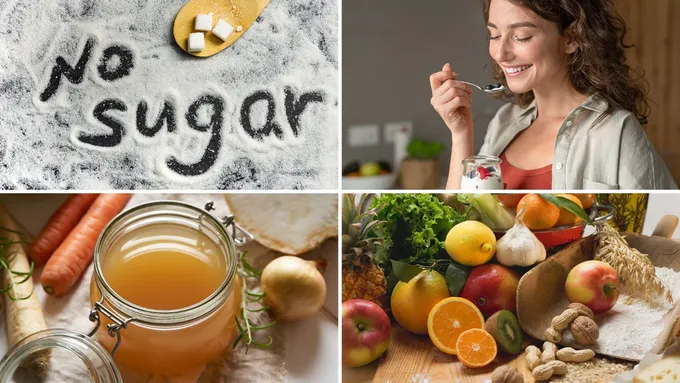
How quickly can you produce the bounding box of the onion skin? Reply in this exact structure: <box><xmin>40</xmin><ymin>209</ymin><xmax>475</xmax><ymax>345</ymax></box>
<box><xmin>261</xmin><ymin>256</ymin><xmax>327</xmax><ymax>321</ymax></box>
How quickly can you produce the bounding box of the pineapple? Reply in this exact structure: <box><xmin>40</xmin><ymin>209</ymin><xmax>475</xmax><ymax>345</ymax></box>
<box><xmin>342</xmin><ymin>194</ymin><xmax>388</xmax><ymax>308</ymax></box>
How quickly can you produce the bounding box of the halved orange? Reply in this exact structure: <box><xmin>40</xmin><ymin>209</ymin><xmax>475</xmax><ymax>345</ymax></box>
<box><xmin>455</xmin><ymin>328</ymin><xmax>497</xmax><ymax>368</ymax></box>
<box><xmin>427</xmin><ymin>297</ymin><xmax>485</xmax><ymax>355</ymax></box>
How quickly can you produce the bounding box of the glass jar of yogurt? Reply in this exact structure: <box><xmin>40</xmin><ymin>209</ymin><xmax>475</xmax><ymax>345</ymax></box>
<box><xmin>461</xmin><ymin>155</ymin><xmax>504</xmax><ymax>190</ymax></box>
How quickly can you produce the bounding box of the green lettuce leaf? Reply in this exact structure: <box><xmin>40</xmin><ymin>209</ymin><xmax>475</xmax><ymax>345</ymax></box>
<box><xmin>372</xmin><ymin>194</ymin><xmax>467</xmax><ymax>271</ymax></box>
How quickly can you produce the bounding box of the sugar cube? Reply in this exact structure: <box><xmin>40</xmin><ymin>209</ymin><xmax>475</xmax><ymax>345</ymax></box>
<box><xmin>188</xmin><ymin>33</ymin><xmax>205</xmax><ymax>52</ymax></box>
<box><xmin>212</xmin><ymin>19</ymin><xmax>235</xmax><ymax>42</ymax></box>
<box><xmin>194</xmin><ymin>13</ymin><xmax>213</xmax><ymax>31</ymax></box>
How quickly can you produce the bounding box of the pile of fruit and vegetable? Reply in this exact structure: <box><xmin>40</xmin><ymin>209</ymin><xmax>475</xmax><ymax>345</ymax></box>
<box><xmin>341</xmin><ymin>193</ymin><xmax>680</xmax><ymax>382</ymax></box>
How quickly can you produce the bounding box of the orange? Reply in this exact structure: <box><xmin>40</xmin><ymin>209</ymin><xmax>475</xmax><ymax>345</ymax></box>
<box><xmin>575</xmin><ymin>194</ymin><xmax>596</xmax><ymax>209</ymax></box>
<box><xmin>392</xmin><ymin>270</ymin><xmax>451</xmax><ymax>334</ymax></box>
<box><xmin>517</xmin><ymin>194</ymin><xmax>559</xmax><ymax>230</ymax></box>
<box><xmin>427</xmin><ymin>297</ymin><xmax>484</xmax><ymax>355</ymax></box>
<box><xmin>455</xmin><ymin>328</ymin><xmax>498</xmax><ymax>368</ymax></box>
<box><xmin>555</xmin><ymin>194</ymin><xmax>583</xmax><ymax>227</ymax></box>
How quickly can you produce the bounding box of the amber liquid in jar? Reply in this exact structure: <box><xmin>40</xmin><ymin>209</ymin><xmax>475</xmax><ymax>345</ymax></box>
<box><xmin>90</xmin><ymin>222</ymin><xmax>242</xmax><ymax>376</ymax></box>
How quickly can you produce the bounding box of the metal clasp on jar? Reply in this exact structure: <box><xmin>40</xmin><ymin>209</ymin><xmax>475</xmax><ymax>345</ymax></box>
<box><xmin>88</xmin><ymin>298</ymin><xmax>138</xmax><ymax>357</ymax></box>
<box><xmin>204</xmin><ymin>201</ymin><xmax>254</xmax><ymax>246</ymax></box>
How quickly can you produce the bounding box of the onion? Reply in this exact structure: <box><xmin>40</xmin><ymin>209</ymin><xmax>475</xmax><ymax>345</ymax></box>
<box><xmin>260</xmin><ymin>256</ymin><xmax>327</xmax><ymax>321</ymax></box>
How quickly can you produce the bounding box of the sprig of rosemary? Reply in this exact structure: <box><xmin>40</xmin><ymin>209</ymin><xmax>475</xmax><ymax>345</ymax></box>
<box><xmin>233</xmin><ymin>251</ymin><xmax>276</xmax><ymax>353</ymax></box>
<box><xmin>0</xmin><ymin>227</ymin><xmax>34</xmax><ymax>301</ymax></box>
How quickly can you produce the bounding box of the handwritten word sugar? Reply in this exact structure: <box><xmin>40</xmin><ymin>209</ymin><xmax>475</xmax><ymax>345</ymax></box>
<box><xmin>38</xmin><ymin>36</ymin><xmax>325</xmax><ymax>176</ymax></box>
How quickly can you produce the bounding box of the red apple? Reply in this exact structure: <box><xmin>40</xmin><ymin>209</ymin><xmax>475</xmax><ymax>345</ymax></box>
<box><xmin>459</xmin><ymin>264</ymin><xmax>520</xmax><ymax>318</ymax></box>
<box><xmin>342</xmin><ymin>299</ymin><xmax>391</xmax><ymax>367</ymax></box>
<box><xmin>565</xmin><ymin>260</ymin><xmax>621</xmax><ymax>314</ymax></box>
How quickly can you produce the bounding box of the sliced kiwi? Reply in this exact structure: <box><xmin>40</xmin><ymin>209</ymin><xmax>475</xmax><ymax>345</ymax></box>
<box><xmin>485</xmin><ymin>310</ymin><xmax>524</xmax><ymax>355</ymax></box>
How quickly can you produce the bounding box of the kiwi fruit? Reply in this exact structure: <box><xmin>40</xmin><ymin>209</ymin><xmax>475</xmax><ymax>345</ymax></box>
<box><xmin>485</xmin><ymin>310</ymin><xmax>523</xmax><ymax>354</ymax></box>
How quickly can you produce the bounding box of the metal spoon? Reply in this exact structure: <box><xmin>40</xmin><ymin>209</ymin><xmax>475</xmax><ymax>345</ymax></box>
<box><xmin>459</xmin><ymin>81</ymin><xmax>506</xmax><ymax>94</ymax></box>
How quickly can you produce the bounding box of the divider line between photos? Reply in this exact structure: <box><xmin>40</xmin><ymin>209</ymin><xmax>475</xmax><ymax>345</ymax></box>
<box><xmin>0</xmin><ymin>189</ymin><xmax>343</xmax><ymax>195</ymax></box>
<box><xmin>336</xmin><ymin>0</ymin><xmax>343</xmax><ymax>196</ymax></box>
<box><xmin>340</xmin><ymin>189</ymin><xmax>673</xmax><ymax>194</ymax></box>
<box><xmin>336</xmin><ymin>0</ymin><xmax>343</xmax><ymax>378</ymax></box>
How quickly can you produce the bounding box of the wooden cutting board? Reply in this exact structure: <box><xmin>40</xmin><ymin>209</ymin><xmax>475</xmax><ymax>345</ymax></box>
<box><xmin>372</xmin><ymin>326</ymin><xmax>622</xmax><ymax>383</ymax></box>
<box><xmin>373</xmin><ymin>326</ymin><xmax>532</xmax><ymax>383</ymax></box>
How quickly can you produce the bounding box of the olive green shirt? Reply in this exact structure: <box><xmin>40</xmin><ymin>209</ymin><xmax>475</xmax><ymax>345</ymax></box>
<box><xmin>479</xmin><ymin>93</ymin><xmax>677</xmax><ymax>190</ymax></box>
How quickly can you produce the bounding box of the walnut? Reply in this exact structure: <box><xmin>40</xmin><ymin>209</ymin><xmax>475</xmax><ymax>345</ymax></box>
<box><xmin>569</xmin><ymin>316</ymin><xmax>599</xmax><ymax>345</ymax></box>
<box><xmin>491</xmin><ymin>365</ymin><xmax>524</xmax><ymax>383</ymax></box>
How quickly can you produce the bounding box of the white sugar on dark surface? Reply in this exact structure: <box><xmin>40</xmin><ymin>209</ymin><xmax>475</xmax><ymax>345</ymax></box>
<box><xmin>0</xmin><ymin>0</ymin><xmax>338</xmax><ymax>190</ymax></box>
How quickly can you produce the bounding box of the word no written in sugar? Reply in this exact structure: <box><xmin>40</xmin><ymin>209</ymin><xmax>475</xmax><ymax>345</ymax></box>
<box><xmin>38</xmin><ymin>37</ymin><xmax>326</xmax><ymax>177</ymax></box>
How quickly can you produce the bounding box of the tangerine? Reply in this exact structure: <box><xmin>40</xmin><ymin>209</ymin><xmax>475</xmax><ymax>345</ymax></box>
<box><xmin>517</xmin><ymin>194</ymin><xmax>559</xmax><ymax>230</ymax></box>
<box><xmin>555</xmin><ymin>194</ymin><xmax>583</xmax><ymax>227</ymax></box>
<box><xmin>575</xmin><ymin>194</ymin><xmax>596</xmax><ymax>209</ymax></box>
<box><xmin>455</xmin><ymin>328</ymin><xmax>497</xmax><ymax>368</ymax></box>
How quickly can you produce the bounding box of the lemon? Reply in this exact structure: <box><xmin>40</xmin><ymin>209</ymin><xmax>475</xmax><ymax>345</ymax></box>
<box><xmin>445</xmin><ymin>221</ymin><xmax>496</xmax><ymax>266</ymax></box>
<box><xmin>391</xmin><ymin>270</ymin><xmax>450</xmax><ymax>334</ymax></box>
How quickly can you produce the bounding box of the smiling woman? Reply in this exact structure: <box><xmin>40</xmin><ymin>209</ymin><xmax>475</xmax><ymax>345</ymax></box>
<box><xmin>430</xmin><ymin>0</ymin><xmax>677</xmax><ymax>190</ymax></box>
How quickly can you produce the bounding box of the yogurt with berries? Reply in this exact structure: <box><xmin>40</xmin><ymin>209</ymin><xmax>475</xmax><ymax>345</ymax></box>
<box><xmin>460</xmin><ymin>156</ymin><xmax>505</xmax><ymax>190</ymax></box>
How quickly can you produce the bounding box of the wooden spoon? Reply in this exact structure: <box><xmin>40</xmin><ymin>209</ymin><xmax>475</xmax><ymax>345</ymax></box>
<box><xmin>173</xmin><ymin>0</ymin><xmax>271</xmax><ymax>57</ymax></box>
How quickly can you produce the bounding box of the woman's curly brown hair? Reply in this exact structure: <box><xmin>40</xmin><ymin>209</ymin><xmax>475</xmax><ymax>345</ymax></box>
<box><xmin>482</xmin><ymin>0</ymin><xmax>650</xmax><ymax>124</ymax></box>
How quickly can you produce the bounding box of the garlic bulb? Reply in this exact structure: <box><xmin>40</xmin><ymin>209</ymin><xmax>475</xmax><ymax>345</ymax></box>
<box><xmin>495</xmin><ymin>204</ymin><xmax>546</xmax><ymax>267</ymax></box>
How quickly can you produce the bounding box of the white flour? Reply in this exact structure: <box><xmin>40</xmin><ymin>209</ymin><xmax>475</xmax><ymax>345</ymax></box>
<box><xmin>563</xmin><ymin>267</ymin><xmax>680</xmax><ymax>361</ymax></box>
<box><xmin>0</xmin><ymin>0</ymin><xmax>338</xmax><ymax>190</ymax></box>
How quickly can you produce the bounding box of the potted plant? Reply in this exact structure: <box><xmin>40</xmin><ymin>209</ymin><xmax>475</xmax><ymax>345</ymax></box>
<box><xmin>399</xmin><ymin>138</ymin><xmax>445</xmax><ymax>189</ymax></box>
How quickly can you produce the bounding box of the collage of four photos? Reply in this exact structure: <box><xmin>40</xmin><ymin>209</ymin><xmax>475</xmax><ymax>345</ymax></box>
<box><xmin>1</xmin><ymin>0</ymin><xmax>679</xmax><ymax>382</ymax></box>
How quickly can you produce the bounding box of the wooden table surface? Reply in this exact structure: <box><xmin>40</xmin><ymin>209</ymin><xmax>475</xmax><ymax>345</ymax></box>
<box><xmin>343</xmin><ymin>326</ymin><xmax>622</xmax><ymax>383</ymax></box>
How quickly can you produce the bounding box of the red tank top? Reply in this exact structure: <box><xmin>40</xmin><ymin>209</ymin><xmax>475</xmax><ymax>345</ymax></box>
<box><xmin>500</xmin><ymin>153</ymin><xmax>552</xmax><ymax>190</ymax></box>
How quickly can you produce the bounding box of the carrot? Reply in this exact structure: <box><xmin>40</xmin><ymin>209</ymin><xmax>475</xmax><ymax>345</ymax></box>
<box><xmin>41</xmin><ymin>194</ymin><xmax>132</xmax><ymax>297</ymax></box>
<box><xmin>0</xmin><ymin>203</ymin><xmax>50</xmax><ymax>374</ymax></box>
<box><xmin>29</xmin><ymin>194</ymin><xmax>99</xmax><ymax>267</ymax></box>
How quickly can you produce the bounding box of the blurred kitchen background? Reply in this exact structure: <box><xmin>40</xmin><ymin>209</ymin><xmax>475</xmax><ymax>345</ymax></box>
<box><xmin>342</xmin><ymin>0</ymin><xmax>680</xmax><ymax>189</ymax></box>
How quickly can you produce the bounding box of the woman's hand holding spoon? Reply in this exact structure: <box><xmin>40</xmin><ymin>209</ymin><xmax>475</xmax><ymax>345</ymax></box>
<box><xmin>429</xmin><ymin>63</ymin><xmax>474</xmax><ymax>135</ymax></box>
<box><xmin>430</xmin><ymin>64</ymin><xmax>504</xmax><ymax>189</ymax></box>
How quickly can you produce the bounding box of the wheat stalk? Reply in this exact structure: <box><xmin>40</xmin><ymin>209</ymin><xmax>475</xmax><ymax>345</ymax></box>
<box><xmin>594</xmin><ymin>224</ymin><xmax>672</xmax><ymax>307</ymax></box>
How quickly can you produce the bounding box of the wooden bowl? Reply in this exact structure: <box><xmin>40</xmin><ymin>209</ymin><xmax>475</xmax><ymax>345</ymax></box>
<box><xmin>494</xmin><ymin>204</ymin><xmax>615</xmax><ymax>248</ymax></box>
<box><xmin>516</xmin><ymin>234</ymin><xmax>680</xmax><ymax>361</ymax></box>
